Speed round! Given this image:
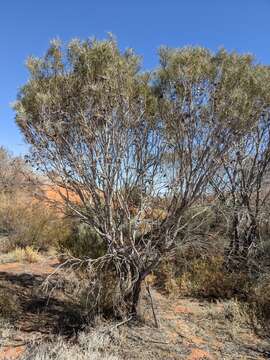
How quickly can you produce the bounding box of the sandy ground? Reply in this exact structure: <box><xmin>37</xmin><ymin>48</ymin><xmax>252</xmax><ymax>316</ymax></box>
<box><xmin>0</xmin><ymin>258</ymin><xmax>269</xmax><ymax>360</ymax></box>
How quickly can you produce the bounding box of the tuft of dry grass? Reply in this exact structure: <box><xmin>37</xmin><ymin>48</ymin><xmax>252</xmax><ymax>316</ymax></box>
<box><xmin>0</xmin><ymin>246</ymin><xmax>42</xmax><ymax>264</ymax></box>
<box><xmin>222</xmin><ymin>299</ymin><xmax>251</xmax><ymax>339</ymax></box>
<box><xmin>24</xmin><ymin>246</ymin><xmax>42</xmax><ymax>263</ymax></box>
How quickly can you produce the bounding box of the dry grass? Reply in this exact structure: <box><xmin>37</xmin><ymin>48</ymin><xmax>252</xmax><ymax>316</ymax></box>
<box><xmin>0</xmin><ymin>288</ymin><xmax>20</xmax><ymax>320</ymax></box>
<box><xmin>246</xmin><ymin>274</ymin><xmax>270</xmax><ymax>333</ymax></box>
<box><xmin>24</xmin><ymin>246</ymin><xmax>42</xmax><ymax>263</ymax></box>
<box><xmin>22</xmin><ymin>326</ymin><xmax>122</xmax><ymax>360</ymax></box>
<box><xmin>0</xmin><ymin>246</ymin><xmax>42</xmax><ymax>264</ymax></box>
<box><xmin>0</xmin><ymin>318</ymin><xmax>13</xmax><ymax>348</ymax></box>
<box><xmin>222</xmin><ymin>299</ymin><xmax>251</xmax><ymax>340</ymax></box>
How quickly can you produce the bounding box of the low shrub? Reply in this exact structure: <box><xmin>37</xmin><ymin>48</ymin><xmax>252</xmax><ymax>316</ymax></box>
<box><xmin>177</xmin><ymin>256</ymin><xmax>251</xmax><ymax>299</ymax></box>
<box><xmin>154</xmin><ymin>254</ymin><xmax>251</xmax><ymax>300</ymax></box>
<box><xmin>180</xmin><ymin>256</ymin><xmax>250</xmax><ymax>299</ymax></box>
<box><xmin>61</xmin><ymin>265</ymin><xmax>132</xmax><ymax>319</ymax></box>
<box><xmin>58</xmin><ymin>223</ymin><xmax>106</xmax><ymax>260</ymax></box>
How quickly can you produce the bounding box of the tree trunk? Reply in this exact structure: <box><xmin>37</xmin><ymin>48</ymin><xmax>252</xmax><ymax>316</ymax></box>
<box><xmin>225</xmin><ymin>210</ymin><xmax>240</xmax><ymax>270</ymax></box>
<box><xmin>130</xmin><ymin>278</ymin><xmax>142</xmax><ymax>316</ymax></box>
<box><xmin>232</xmin><ymin>210</ymin><xmax>240</xmax><ymax>256</ymax></box>
<box><xmin>242</xmin><ymin>221</ymin><xmax>257</xmax><ymax>260</ymax></box>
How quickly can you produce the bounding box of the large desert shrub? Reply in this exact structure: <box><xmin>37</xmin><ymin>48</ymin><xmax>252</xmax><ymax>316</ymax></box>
<box><xmin>15</xmin><ymin>37</ymin><xmax>270</xmax><ymax>318</ymax></box>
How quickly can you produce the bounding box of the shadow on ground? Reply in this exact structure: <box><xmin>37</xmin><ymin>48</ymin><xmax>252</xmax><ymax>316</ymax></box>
<box><xmin>0</xmin><ymin>269</ymin><xmax>86</xmax><ymax>338</ymax></box>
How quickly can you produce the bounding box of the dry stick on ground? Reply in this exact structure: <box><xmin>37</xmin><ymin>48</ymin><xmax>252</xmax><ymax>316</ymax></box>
<box><xmin>127</xmin><ymin>333</ymin><xmax>170</xmax><ymax>345</ymax></box>
<box><xmin>104</xmin><ymin>316</ymin><xmax>133</xmax><ymax>333</ymax></box>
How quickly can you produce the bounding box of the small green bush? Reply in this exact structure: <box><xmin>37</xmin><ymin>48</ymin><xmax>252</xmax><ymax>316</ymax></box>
<box><xmin>58</xmin><ymin>223</ymin><xmax>107</xmax><ymax>259</ymax></box>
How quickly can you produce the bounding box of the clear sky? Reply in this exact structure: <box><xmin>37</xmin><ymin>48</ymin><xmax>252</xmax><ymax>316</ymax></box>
<box><xmin>1</xmin><ymin>0</ymin><xmax>270</xmax><ymax>155</ymax></box>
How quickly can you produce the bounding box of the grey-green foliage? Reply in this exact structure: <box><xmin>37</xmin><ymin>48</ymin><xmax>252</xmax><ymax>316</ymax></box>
<box><xmin>154</xmin><ymin>47</ymin><xmax>270</xmax><ymax>260</ymax></box>
<box><xmin>14</xmin><ymin>36</ymin><xmax>157</xmax><ymax>246</ymax></box>
<box><xmin>14</xmin><ymin>37</ymin><xmax>270</xmax><ymax>315</ymax></box>
<box><xmin>59</xmin><ymin>223</ymin><xmax>106</xmax><ymax>259</ymax></box>
<box><xmin>156</xmin><ymin>47</ymin><xmax>270</xmax><ymax>133</ymax></box>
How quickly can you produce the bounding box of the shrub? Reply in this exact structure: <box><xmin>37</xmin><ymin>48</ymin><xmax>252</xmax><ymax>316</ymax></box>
<box><xmin>58</xmin><ymin>223</ymin><xmax>106</xmax><ymax>260</ymax></box>
<box><xmin>151</xmin><ymin>260</ymin><xmax>179</xmax><ymax>295</ymax></box>
<box><xmin>0</xmin><ymin>192</ymin><xmax>71</xmax><ymax>252</ymax></box>
<box><xmin>154</xmin><ymin>254</ymin><xmax>251</xmax><ymax>300</ymax></box>
<box><xmin>179</xmin><ymin>256</ymin><xmax>251</xmax><ymax>299</ymax></box>
<box><xmin>62</xmin><ymin>265</ymin><xmax>131</xmax><ymax>319</ymax></box>
<box><xmin>0</xmin><ymin>148</ymin><xmax>72</xmax><ymax>252</ymax></box>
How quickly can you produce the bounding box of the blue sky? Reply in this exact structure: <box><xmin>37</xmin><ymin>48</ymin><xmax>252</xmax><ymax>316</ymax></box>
<box><xmin>1</xmin><ymin>0</ymin><xmax>270</xmax><ymax>155</ymax></box>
